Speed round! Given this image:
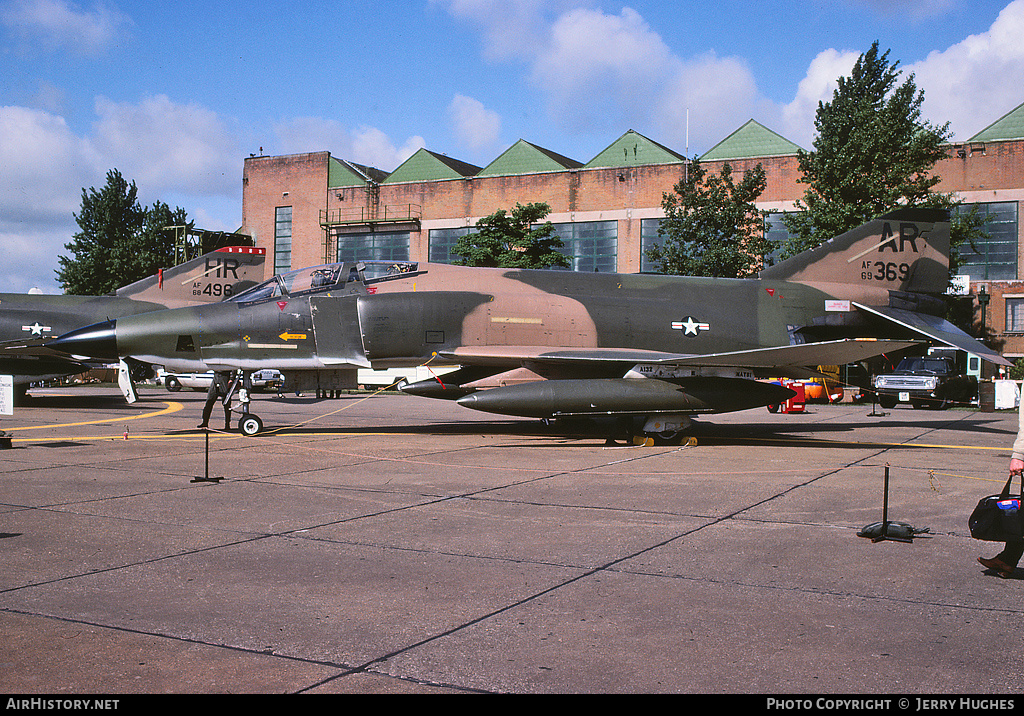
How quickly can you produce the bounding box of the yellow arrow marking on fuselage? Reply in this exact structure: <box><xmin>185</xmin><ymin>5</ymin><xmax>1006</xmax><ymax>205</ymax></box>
<box><xmin>279</xmin><ymin>332</ymin><xmax>307</xmax><ymax>341</ymax></box>
<box><xmin>4</xmin><ymin>400</ymin><xmax>184</xmax><ymax>431</ymax></box>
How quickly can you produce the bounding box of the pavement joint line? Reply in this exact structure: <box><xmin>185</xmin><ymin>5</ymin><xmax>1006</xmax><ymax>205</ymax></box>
<box><xmin>0</xmin><ymin>532</ymin><xmax>276</xmax><ymax>596</ymax></box>
<box><xmin>0</xmin><ymin>605</ymin><xmax>374</xmax><ymax>681</ymax></box>
<box><xmin>6</xmin><ymin>428</ymin><xmax>1009</xmax><ymax>454</ymax></box>
<box><xmin>305</xmin><ymin>443</ymin><xmax>903</xmax><ymax>692</ymax></box>
<box><xmin>5</xmin><ymin>395</ymin><xmax>1018</xmax><ymax>692</ymax></box>
<box><xmin>302</xmin><ymin>455</ymin><xmax>868</xmax><ymax>689</ymax></box>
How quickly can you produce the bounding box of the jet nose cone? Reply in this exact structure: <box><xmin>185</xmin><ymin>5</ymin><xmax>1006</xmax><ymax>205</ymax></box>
<box><xmin>46</xmin><ymin>319</ymin><xmax>118</xmax><ymax>359</ymax></box>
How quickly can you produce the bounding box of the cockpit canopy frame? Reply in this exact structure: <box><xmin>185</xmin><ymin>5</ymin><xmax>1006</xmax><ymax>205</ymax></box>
<box><xmin>229</xmin><ymin>260</ymin><xmax>423</xmax><ymax>305</ymax></box>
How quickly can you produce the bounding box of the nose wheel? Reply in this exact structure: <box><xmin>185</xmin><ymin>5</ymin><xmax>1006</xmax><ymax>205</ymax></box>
<box><xmin>238</xmin><ymin>414</ymin><xmax>264</xmax><ymax>436</ymax></box>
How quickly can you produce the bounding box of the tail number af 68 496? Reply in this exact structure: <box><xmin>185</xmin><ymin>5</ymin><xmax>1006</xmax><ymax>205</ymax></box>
<box><xmin>193</xmin><ymin>282</ymin><xmax>234</xmax><ymax>297</ymax></box>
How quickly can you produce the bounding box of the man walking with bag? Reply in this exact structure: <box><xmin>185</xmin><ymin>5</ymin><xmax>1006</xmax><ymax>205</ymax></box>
<box><xmin>978</xmin><ymin>393</ymin><xmax>1024</xmax><ymax>578</ymax></box>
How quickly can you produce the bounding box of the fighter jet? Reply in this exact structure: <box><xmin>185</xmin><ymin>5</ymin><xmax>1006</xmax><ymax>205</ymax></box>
<box><xmin>46</xmin><ymin>208</ymin><xmax>1007</xmax><ymax>440</ymax></box>
<box><xmin>1</xmin><ymin>246</ymin><xmax>266</xmax><ymax>400</ymax></box>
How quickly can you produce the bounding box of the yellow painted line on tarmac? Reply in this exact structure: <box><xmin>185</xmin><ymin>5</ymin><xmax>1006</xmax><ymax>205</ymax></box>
<box><xmin>8</xmin><ymin>429</ymin><xmax>393</xmax><ymax>444</ymax></box>
<box><xmin>4</xmin><ymin>401</ymin><xmax>184</xmax><ymax>431</ymax></box>
<box><xmin>728</xmin><ymin>435</ymin><xmax>1006</xmax><ymax>451</ymax></box>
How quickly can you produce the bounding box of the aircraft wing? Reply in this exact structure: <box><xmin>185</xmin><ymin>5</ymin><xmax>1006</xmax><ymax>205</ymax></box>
<box><xmin>853</xmin><ymin>303</ymin><xmax>1012</xmax><ymax>366</ymax></box>
<box><xmin>441</xmin><ymin>338</ymin><xmax>922</xmax><ymax>372</ymax></box>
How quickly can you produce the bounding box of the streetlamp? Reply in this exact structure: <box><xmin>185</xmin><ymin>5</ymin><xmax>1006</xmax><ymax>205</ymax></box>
<box><xmin>978</xmin><ymin>285</ymin><xmax>990</xmax><ymax>341</ymax></box>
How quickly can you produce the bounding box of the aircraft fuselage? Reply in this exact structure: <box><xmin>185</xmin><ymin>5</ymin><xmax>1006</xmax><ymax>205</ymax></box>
<box><xmin>65</xmin><ymin>264</ymin><xmax>887</xmax><ymax>374</ymax></box>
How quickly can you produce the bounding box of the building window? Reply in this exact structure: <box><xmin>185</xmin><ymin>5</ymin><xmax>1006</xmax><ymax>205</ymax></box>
<box><xmin>274</xmin><ymin>206</ymin><xmax>292</xmax><ymax>276</ymax></box>
<box><xmin>435</xmin><ymin>222</ymin><xmax>617</xmax><ymax>271</ymax></box>
<box><xmin>640</xmin><ymin>218</ymin><xmax>662</xmax><ymax>273</ymax></box>
<box><xmin>335</xmin><ymin>231</ymin><xmax>410</xmax><ymax>264</ymax></box>
<box><xmin>957</xmin><ymin>202</ymin><xmax>1019</xmax><ymax>281</ymax></box>
<box><xmin>640</xmin><ymin>214</ymin><xmax>787</xmax><ymax>273</ymax></box>
<box><xmin>764</xmin><ymin>211</ymin><xmax>796</xmax><ymax>267</ymax></box>
<box><xmin>428</xmin><ymin>227</ymin><xmax>478</xmax><ymax>264</ymax></box>
<box><xmin>547</xmin><ymin>221</ymin><xmax>618</xmax><ymax>272</ymax></box>
<box><xmin>1006</xmin><ymin>296</ymin><xmax>1024</xmax><ymax>333</ymax></box>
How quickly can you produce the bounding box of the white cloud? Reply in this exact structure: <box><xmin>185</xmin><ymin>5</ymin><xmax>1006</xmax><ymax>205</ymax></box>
<box><xmin>0</xmin><ymin>95</ymin><xmax>430</xmax><ymax>292</ymax></box>
<box><xmin>778</xmin><ymin>48</ymin><xmax>860</xmax><ymax>149</ymax></box>
<box><xmin>0</xmin><ymin>225</ymin><xmax>68</xmax><ymax>292</ymax></box>
<box><xmin>0</xmin><ymin>105</ymin><xmax>105</xmax><ymax>292</ymax></box>
<box><xmin>272</xmin><ymin>116</ymin><xmax>424</xmax><ymax>171</ymax></box>
<box><xmin>351</xmin><ymin>126</ymin><xmax>425</xmax><ymax>169</ymax></box>
<box><xmin>91</xmin><ymin>94</ymin><xmax>239</xmax><ymax>197</ymax></box>
<box><xmin>270</xmin><ymin>116</ymin><xmax>351</xmax><ymax>156</ymax></box>
<box><xmin>0</xmin><ymin>96</ymin><xmax>248</xmax><ymax>292</ymax></box>
<box><xmin>448</xmin><ymin>94</ymin><xmax>502</xmax><ymax>152</ymax></box>
<box><xmin>437</xmin><ymin>0</ymin><xmax>564</xmax><ymax>61</ymax></box>
<box><xmin>657</xmin><ymin>52</ymin><xmax>762</xmax><ymax>152</ymax></box>
<box><xmin>0</xmin><ymin>105</ymin><xmax>101</xmax><ymax>222</ymax></box>
<box><xmin>530</xmin><ymin>7</ymin><xmax>678</xmax><ymax>132</ymax></box>
<box><xmin>440</xmin><ymin>0</ymin><xmax>1024</xmax><ymax>155</ymax></box>
<box><xmin>448</xmin><ymin>3</ymin><xmax>765</xmax><ymax>152</ymax></box>
<box><xmin>909</xmin><ymin>0</ymin><xmax>1024</xmax><ymax>139</ymax></box>
<box><xmin>1</xmin><ymin>0</ymin><xmax>130</xmax><ymax>55</ymax></box>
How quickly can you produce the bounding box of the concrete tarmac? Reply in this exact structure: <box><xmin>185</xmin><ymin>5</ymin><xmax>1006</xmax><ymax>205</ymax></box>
<box><xmin>2</xmin><ymin>385</ymin><xmax>1023</xmax><ymax>694</ymax></box>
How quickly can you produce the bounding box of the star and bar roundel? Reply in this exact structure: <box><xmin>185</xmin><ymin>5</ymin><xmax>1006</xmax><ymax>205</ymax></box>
<box><xmin>672</xmin><ymin>316</ymin><xmax>709</xmax><ymax>336</ymax></box>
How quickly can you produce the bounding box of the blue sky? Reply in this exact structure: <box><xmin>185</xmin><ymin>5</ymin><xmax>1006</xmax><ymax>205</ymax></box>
<box><xmin>2</xmin><ymin>0</ymin><xmax>1023</xmax><ymax>293</ymax></box>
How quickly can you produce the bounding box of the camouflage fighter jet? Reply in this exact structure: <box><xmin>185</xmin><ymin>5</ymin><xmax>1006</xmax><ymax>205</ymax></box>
<box><xmin>1</xmin><ymin>246</ymin><xmax>266</xmax><ymax>400</ymax></box>
<box><xmin>46</xmin><ymin>209</ymin><xmax>1007</xmax><ymax>440</ymax></box>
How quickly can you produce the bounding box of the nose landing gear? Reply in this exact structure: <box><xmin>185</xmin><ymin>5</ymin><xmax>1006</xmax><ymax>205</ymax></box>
<box><xmin>238</xmin><ymin>413</ymin><xmax>264</xmax><ymax>437</ymax></box>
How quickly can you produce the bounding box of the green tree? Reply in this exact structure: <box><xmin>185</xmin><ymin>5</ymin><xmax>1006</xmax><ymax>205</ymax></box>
<box><xmin>136</xmin><ymin>200</ymin><xmax>189</xmax><ymax>276</ymax></box>
<box><xmin>645</xmin><ymin>158</ymin><xmax>772</xmax><ymax>277</ymax></box>
<box><xmin>782</xmin><ymin>42</ymin><xmax>952</xmax><ymax>257</ymax></box>
<box><xmin>452</xmin><ymin>202</ymin><xmax>570</xmax><ymax>269</ymax></box>
<box><xmin>56</xmin><ymin>169</ymin><xmax>186</xmax><ymax>295</ymax></box>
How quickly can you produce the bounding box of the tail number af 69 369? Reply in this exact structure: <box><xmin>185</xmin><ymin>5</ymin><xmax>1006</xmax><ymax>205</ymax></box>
<box><xmin>861</xmin><ymin>261</ymin><xmax>910</xmax><ymax>282</ymax></box>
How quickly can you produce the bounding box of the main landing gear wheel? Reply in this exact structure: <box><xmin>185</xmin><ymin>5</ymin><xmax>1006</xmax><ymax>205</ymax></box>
<box><xmin>238</xmin><ymin>414</ymin><xmax>263</xmax><ymax>436</ymax></box>
<box><xmin>650</xmin><ymin>429</ymin><xmax>685</xmax><ymax>446</ymax></box>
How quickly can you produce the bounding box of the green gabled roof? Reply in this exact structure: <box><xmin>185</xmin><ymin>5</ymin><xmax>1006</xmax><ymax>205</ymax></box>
<box><xmin>969</xmin><ymin>101</ymin><xmax>1024</xmax><ymax>142</ymax></box>
<box><xmin>476</xmin><ymin>139</ymin><xmax>583</xmax><ymax>177</ymax></box>
<box><xmin>584</xmin><ymin>129</ymin><xmax>686</xmax><ymax>169</ymax></box>
<box><xmin>328</xmin><ymin>157</ymin><xmax>388</xmax><ymax>187</ymax></box>
<box><xmin>328</xmin><ymin>157</ymin><xmax>367</xmax><ymax>187</ymax></box>
<box><xmin>382</xmin><ymin>148</ymin><xmax>481</xmax><ymax>184</ymax></box>
<box><xmin>701</xmin><ymin>119</ymin><xmax>802</xmax><ymax>161</ymax></box>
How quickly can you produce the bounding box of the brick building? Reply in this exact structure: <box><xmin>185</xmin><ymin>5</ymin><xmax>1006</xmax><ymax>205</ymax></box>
<box><xmin>240</xmin><ymin>102</ymin><xmax>1024</xmax><ymax>360</ymax></box>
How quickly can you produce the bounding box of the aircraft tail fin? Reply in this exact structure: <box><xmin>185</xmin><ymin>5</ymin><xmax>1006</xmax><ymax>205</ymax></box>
<box><xmin>115</xmin><ymin>247</ymin><xmax>267</xmax><ymax>308</ymax></box>
<box><xmin>759</xmin><ymin>208</ymin><xmax>950</xmax><ymax>294</ymax></box>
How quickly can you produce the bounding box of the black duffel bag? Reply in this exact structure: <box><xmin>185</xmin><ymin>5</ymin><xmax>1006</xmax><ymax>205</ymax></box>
<box><xmin>969</xmin><ymin>474</ymin><xmax>1024</xmax><ymax>542</ymax></box>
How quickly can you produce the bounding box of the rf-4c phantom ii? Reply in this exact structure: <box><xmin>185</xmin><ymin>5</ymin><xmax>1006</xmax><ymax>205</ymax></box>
<box><xmin>47</xmin><ymin>209</ymin><xmax>1009</xmax><ymax>441</ymax></box>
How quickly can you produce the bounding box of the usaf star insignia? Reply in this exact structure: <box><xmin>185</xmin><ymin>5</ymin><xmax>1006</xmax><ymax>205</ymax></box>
<box><xmin>22</xmin><ymin>322</ymin><xmax>52</xmax><ymax>336</ymax></box>
<box><xmin>671</xmin><ymin>316</ymin><xmax>709</xmax><ymax>336</ymax></box>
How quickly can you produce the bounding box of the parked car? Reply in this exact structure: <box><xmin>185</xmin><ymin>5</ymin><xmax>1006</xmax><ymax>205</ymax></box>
<box><xmin>162</xmin><ymin>370</ymin><xmax>284</xmax><ymax>392</ymax></box>
<box><xmin>249</xmin><ymin>370</ymin><xmax>285</xmax><ymax>392</ymax></box>
<box><xmin>162</xmin><ymin>372</ymin><xmax>213</xmax><ymax>392</ymax></box>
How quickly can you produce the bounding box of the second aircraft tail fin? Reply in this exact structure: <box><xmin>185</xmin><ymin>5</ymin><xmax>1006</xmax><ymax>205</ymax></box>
<box><xmin>115</xmin><ymin>247</ymin><xmax>267</xmax><ymax>308</ymax></box>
